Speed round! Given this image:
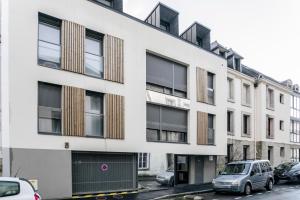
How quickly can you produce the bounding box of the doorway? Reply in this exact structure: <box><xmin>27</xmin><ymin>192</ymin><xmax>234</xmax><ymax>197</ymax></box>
<box><xmin>174</xmin><ymin>155</ymin><xmax>189</xmax><ymax>185</ymax></box>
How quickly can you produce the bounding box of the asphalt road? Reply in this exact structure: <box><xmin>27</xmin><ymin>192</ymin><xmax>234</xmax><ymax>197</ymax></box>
<box><xmin>182</xmin><ymin>183</ymin><xmax>300</xmax><ymax>200</ymax></box>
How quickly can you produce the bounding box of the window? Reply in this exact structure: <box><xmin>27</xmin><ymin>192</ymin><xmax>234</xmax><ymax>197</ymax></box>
<box><xmin>146</xmin><ymin>53</ymin><xmax>187</xmax><ymax>98</ymax></box>
<box><xmin>85</xmin><ymin>91</ymin><xmax>104</xmax><ymax>137</ymax></box>
<box><xmin>38</xmin><ymin>13</ymin><xmax>61</xmax><ymax>68</ymax></box>
<box><xmin>266</xmin><ymin>87</ymin><xmax>274</xmax><ymax>109</ymax></box>
<box><xmin>242</xmin><ymin>83</ymin><xmax>251</xmax><ymax>106</ymax></box>
<box><xmin>85</xmin><ymin>30</ymin><xmax>104</xmax><ymax>78</ymax></box>
<box><xmin>160</xmin><ymin>20</ymin><xmax>170</xmax><ymax>32</ymax></box>
<box><xmin>196</xmin><ymin>36</ymin><xmax>203</xmax><ymax>47</ymax></box>
<box><xmin>146</xmin><ymin>104</ymin><xmax>187</xmax><ymax>143</ymax></box>
<box><xmin>0</xmin><ymin>181</ymin><xmax>20</xmax><ymax>197</ymax></box>
<box><xmin>167</xmin><ymin>154</ymin><xmax>174</xmax><ymax>170</ymax></box>
<box><xmin>291</xmin><ymin>95</ymin><xmax>300</xmax><ymax>119</ymax></box>
<box><xmin>226</xmin><ymin>144</ymin><xmax>233</xmax><ymax>163</ymax></box>
<box><xmin>280</xmin><ymin>147</ymin><xmax>285</xmax><ymax>157</ymax></box>
<box><xmin>268</xmin><ymin>146</ymin><xmax>273</xmax><ymax>164</ymax></box>
<box><xmin>95</xmin><ymin>0</ymin><xmax>113</xmax><ymax>6</ymax></box>
<box><xmin>280</xmin><ymin>120</ymin><xmax>284</xmax><ymax>131</ymax></box>
<box><xmin>38</xmin><ymin>82</ymin><xmax>62</xmax><ymax>134</ymax></box>
<box><xmin>243</xmin><ymin>145</ymin><xmax>249</xmax><ymax>160</ymax></box>
<box><xmin>280</xmin><ymin>94</ymin><xmax>284</xmax><ymax>104</ymax></box>
<box><xmin>207</xmin><ymin>72</ymin><xmax>215</xmax><ymax>105</ymax></box>
<box><xmin>138</xmin><ymin>153</ymin><xmax>150</xmax><ymax>170</ymax></box>
<box><xmin>266</xmin><ymin>115</ymin><xmax>274</xmax><ymax>139</ymax></box>
<box><xmin>290</xmin><ymin>120</ymin><xmax>300</xmax><ymax>143</ymax></box>
<box><xmin>234</xmin><ymin>58</ymin><xmax>240</xmax><ymax>70</ymax></box>
<box><xmin>208</xmin><ymin>114</ymin><xmax>215</xmax><ymax>145</ymax></box>
<box><xmin>291</xmin><ymin>148</ymin><xmax>300</xmax><ymax>162</ymax></box>
<box><xmin>227</xmin><ymin>110</ymin><xmax>234</xmax><ymax>134</ymax></box>
<box><xmin>227</xmin><ymin>77</ymin><xmax>234</xmax><ymax>101</ymax></box>
<box><xmin>251</xmin><ymin>163</ymin><xmax>260</xmax><ymax>175</ymax></box>
<box><xmin>242</xmin><ymin>113</ymin><xmax>251</xmax><ymax>135</ymax></box>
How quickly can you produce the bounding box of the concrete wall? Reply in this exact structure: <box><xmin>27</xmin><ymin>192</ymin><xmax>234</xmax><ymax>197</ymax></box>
<box><xmin>10</xmin><ymin>148</ymin><xmax>72</xmax><ymax>199</ymax></box>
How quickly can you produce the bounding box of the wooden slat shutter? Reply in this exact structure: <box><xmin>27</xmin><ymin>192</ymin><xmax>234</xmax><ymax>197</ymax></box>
<box><xmin>104</xmin><ymin>35</ymin><xmax>124</xmax><ymax>83</ymax></box>
<box><xmin>63</xmin><ymin>86</ymin><xmax>85</xmax><ymax>136</ymax></box>
<box><xmin>105</xmin><ymin>94</ymin><xmax>124</xmax><ymax>139</ymax></box>
<box><xmin>197</xmin><ymin>111</ymin><xmax>208</xmax><ymax>145</ymax></box>
<box><xmin>61</xmin><ymin>20</ymin><xmax>85</xmax><ymax>73</ymax></box>
<box><xmin>196</xmin><ymin>67</ymin><xmax>208</xmax><ymax>103</ymax></box>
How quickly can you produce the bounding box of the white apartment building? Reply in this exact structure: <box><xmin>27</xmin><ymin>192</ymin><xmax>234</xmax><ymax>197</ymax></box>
<box><xmin>1</xmin><ymin>0</ymin><xmax>228</xmax><ymax>199</ymax></box>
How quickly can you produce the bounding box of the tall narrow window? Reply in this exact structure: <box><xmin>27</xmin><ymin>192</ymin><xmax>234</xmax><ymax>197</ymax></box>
<box><xmin>85</xmin><ymin>30</ymin><xmax>104</xmax><ymax>78</ymax></box>
<box><xmin>227</xmin><ymin>110</ymin><xmax>234</xmax><ymax>134</ymax></box>
<box><xmin>266</xmin><ymin>115</ymin><xmax>274</xmax><ymax>139</ymax></box>
<box><xmin>243</xmin><ymin>145</ymin><xmax>249</xmax><ymax>160</ymax></box>
<box><xmin>85</xmin><ymin>91</ymin><xmax>104</xmax><ymax>137</ymax></box>
<box><xmin>38</xmin><ymin>82</ymin><xmax>62</xmax><ymax>134</ymax></box>
<box><xmin>38</xmin><ymin>14</ymin><xmax>61</xmax><ymax>68</ymax></box>
<box><xmin>280</xmin><ymin>94</ymin><xmax>284</xmax><ymax>104</ymax></box>
<box><xmin>227</xmin><ymin>144</ymin><xmax>233</xmax><ymax>163</ymax></box>
<box><xmin>207</xmin><ymin>73</ymin><xmax>215</xmax><ymax>105</ymax></box>
<box><xmin>242</xmin><ymin>113</ymin><xmax>250</xmax><ymax>135</ymax></box>
<box><xmin>267</xmin><ymin>87</ymin><xmax>274</xmax><ymax>109</ymax></box>
<box><xmin>242</xmin><ymin>83</ymin><xmax>251</xmax><ymax>106</ymax></box>
<box><xmin>138</xmin><ymin>153</ymin><xmax>150</xmax><ymax>170</ymax></box>
<box><xmin>227</xmin><ymin>77</ymin><xmax>234</xmax><ymax>101</ymax></box>
<box><xmin>208</xmin><ymin>114</ymin><xmax>215</xmax><ymax>145</ymax></box>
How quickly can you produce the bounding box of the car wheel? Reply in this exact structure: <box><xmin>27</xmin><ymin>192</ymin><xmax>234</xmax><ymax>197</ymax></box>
<box><xmin>244</xmin><ymin>183</ymin><xmax>252</xmax><ymax>195</ymax></box>
<box><xmin>266</xmin><ymin>179</ymin><xmax>273</xmax><ymax>191</ymax></box>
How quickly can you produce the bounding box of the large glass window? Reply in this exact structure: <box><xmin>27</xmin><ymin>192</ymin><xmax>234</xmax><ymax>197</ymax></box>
<box><xmin>291</xmin><ymin>95</ymin><xmax>300</xmax><ymax>119</ymax></box>
<box><xmin>85</xmin><ymin>31</ymin><xmax>104</xmax><ymax>78</ymax></box>
<box><xmin>208</xmin><ymin>114</ymin><xmax>215</xmax><ymax>145</ymax></box>
<box><xmin>291</xmin><ymin>148</ymin><xmax>300</xmax><ymax>162</ymax></box>
<box><xmin>242</xmin><ymin>113</ymin><xmax>250</xmax><ymax>135</ymax></box>
<box><xmin>290</xmin><ymin>120</ymin><xmax>300</xmax><ymax>143</ymax></box>
<box><xmin>146</xmin><ymin>104</ymin><xmax>187</xmax><ymax>143</ymax></box>
<box><xmin>146</xmin><ymin>53</ymin><xmax>187</xmax><ymax>98</ymax></box>
<box><xmin>85</xmin><ymin>91</ymin><xmax>103</xmax><ymax>137</ymax></box>
<box><xmin>38</xmin><ymin>82</ymin><xmax>62</xmax><ymax>134</ymax></box>
<box><xmin>38</xmin><ymin>14</ymin><xmax>61</xmax><ymax>68</ymax></box>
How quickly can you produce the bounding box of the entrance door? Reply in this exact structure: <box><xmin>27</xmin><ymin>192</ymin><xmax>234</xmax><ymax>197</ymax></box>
<box><xmin>175</xmin><ymin>155</ymin><xmax>189</xmax><ymax>185</ymax></box>
<box><xmin>195</xmin><ymin>156</ymin><xmax>204</xmax><ymax>184</ymax></box>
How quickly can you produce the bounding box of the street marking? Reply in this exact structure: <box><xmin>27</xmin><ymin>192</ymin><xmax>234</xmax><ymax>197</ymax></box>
<box><xmin>257</xmin><ymin>193</ymin><xmax>263</xmax><ymax>195</ymax></box>
<box><xmin>246</xmin><ymin>195</ymin><xmax>253</xmax><ymax>197</ymax></box>
<box><xmin>234</xmin><ymin>197</ymin><xmax>242</xmax><ymax>199</ymax></box>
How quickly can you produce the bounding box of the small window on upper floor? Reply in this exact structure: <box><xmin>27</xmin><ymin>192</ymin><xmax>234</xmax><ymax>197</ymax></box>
<box><xmin>160</xmin><ymin>20</ymin><xmax>170</xmax><ymax>32</ymax></box>
<box><xmin>242</xmin><ymin>113</ymin><xmax>251</xmax><ymax>136</ymax></box>
<box><xmin>242</xmin><ymin>83</ymin><xmax>251</xmax><ymax>106</ymax></box>
<box><xmin>280</xmin><ymin>93</ymin><xmax>284</xmax><ymax>104</ymax></box>
<box><xmin>267</xmin><ymin>87</ymin><xmax>275</xmax><ymax>110</ymax></box>
<box><xmin>38</xmin><ymin>82</ymin><xmax>62</xmax><ymax>135</ymax></box>
<box><xmin>207</xmin><ymin>72</ymin><xmax>215</xmax><ymax>105</ymax></box>
<box><xmin>227</xmin><ymin>77</ymin><xmax>234</xmax><ymax>101</ymax></box>
<box><xmin>85</xmin><ymin>30</ymin><xmax>104</xmax><ymax>78</ymax></box>
<box><xmin>280</xmin><ymin>120</ymin><xmax>284</xmax><ymax>131</ymax></box>
<box><xmin>95</xmin><ymin>0</ymin><xmax>113</xmax><ymax>7</ymax></box>
<box><xmin>38</xmin><ymin>13</ymin><xmax>61</xmax><ymax>69</ymax></box>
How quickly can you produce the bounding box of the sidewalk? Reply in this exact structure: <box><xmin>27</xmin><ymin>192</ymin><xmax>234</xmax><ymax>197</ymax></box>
<box><xmin>136</xmin><ymin>183</ymin><xmax>213</xmax><ymax>200</ymax></box>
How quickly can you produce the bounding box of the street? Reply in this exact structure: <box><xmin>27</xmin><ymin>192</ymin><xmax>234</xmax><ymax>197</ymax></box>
<box><xmin>165</xmin><ymin>183</ymin><xmax>300</xmax><ymax>200</ymax></box>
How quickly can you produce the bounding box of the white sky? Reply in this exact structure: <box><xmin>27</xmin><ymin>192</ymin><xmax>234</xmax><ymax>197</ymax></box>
<box><xmin>123</xmin><ymin>0</ymin><xmax>300</xmax><ymax>84</ymax></box>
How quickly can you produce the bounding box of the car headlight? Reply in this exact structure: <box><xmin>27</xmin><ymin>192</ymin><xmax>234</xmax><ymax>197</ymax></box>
<box><xmin>232</xmin><ymin>180</ymin><xmax>240</xmax><ymax>186</ymax></box>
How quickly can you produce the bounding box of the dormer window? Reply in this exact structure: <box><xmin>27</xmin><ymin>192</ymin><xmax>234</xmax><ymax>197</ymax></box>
<box><xmin>219</xmin><ymin>51</ymin><xmax>226</xmax><ymax>58</ymax></box>
<box><xmin>234</xmin><ymin>57</ymin><xmax>240</xmax><ymax>70</ymax></box>
<box><xmin>95</xmin><ymin>0</ymin><xmax>113</xmax><ymax>7</ymax></box>
<box><xmin>160</xmin><ymin>20</ymin><xmax>170</xmax><ymax>32</ymax></box>
<box><xmin>196</xmin><ymin>37</ymin><xmax>203</xmax><ymax>47</ymax></box>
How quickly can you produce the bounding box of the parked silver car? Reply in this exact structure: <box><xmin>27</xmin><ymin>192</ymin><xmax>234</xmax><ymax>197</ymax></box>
<box><xmin>156</xmin><ymin>168</ymin><xmax>174</xmax><ymax>186</ymax></box>
<box><xmin>212</xmin><ymin>160</ymin><xmax>274</xmax><ymax>195</ymax></box>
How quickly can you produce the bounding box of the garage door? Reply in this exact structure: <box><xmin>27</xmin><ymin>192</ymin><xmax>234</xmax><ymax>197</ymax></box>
<box><xmin>72</xmin><ymin>152</ymin><xmax>137</xmax><ymax>194</ymax></box>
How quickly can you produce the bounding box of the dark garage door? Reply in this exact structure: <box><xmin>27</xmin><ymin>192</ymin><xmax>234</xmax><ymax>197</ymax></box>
<box><xmin>72</xmin><ymin>152</ymin><xmax>137</xmax><ymax>194</ymax></box>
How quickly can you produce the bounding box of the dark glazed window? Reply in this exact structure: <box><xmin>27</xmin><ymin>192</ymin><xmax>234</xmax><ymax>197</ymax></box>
<box><xmin>85</xmin><ymin>91</ymin><xmax>103</xmax><ymax>137</ymax></box>
<box><xmin>38</xmin><ymin>13</ymin><xmax>61</xmax><ymax>68</ymax></box>
<box><xmin>146</xmin><ymin>53</ymin><xmax>187</xmax><ymax>98</ymax></box>
<box><xmin>38</xmin><ymin>82</ymin><xmax>62</xmax><ymax>134</ymax></box>
<box><xmin>85</xmin><ymin>30</ymin><xmax>104</xmax><ymax>78</ymax></box>
<box><xmin>207</xmin><ymin>72</ymin><xmax>215</xmax><ymax>104</ymax></box>
<box><xmin>0</xmin><ymin>181</ymin><xmax>20</xmax><ymax>197</ymax></box>
<box><xmin>160</xmin><ymin>20</ymin><xmax>170</xmax><ymax>32</ymax></box>
<box><xmin>146</xmin><ymin>104</ymin><xmax>187</xmax><ymax>143</ymax></box>
<box><xmin>95</xmin><ymin>0</ymin><xmax>113</xmax><ymax>7</ymax></box>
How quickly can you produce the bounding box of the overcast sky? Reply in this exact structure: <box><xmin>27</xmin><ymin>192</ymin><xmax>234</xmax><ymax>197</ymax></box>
<box><xmin>123</xmin><ymin>0</ymin><xmax>300</xmax><ymax>84</ymax></box>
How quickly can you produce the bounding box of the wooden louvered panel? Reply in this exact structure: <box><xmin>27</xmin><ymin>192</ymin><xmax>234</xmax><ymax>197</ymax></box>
<box><xmin>196</xmin><ymin>67</ymin><xmax>208</xmax><ymax>103</ymax></box>
<box><xmin>197</xmin><ymin>111</ymin><xmax>208</xmax><ymax>145</ymax></box>
<box><xmin>104</xmin><ymin>35</ymin><xmax>124</xmax><ymax>83</ymax></box>
<box><xmin>63</xmin><ymin>86</ymin><xmax>85</xmax><ymax>136</ymax></box>
<box><xmin>61</xmin><ymin>20</ymin><xmax>85</xmax><ymax>74</ymax></box>
<box><xmin>105</xmin><ymin>94</ymin><xmax>124</xmax><ymax>139</ymax></box>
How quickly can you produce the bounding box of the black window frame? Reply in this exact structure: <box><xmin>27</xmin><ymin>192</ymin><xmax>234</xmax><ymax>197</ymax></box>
<box><xmin>38</xmin><ymin>82</ymin><xmax>62</xmax><ymax>135</ymax></box>
<box><xmin>38</xmin><ymin>13</ymin><xmax>62</xmax><ymax>69</ymax></box>
<box><xmin>207</xmin><ymin>72</ymin><xmax>215</xmax><ymax>105</ymax></box>
<box><xmin>94</xmin><ymin>0</ymin><xmax>113</xmax><ymax>7</ymax></box>
<box><xmin>85</xmin><ymin>29</ymin><xmax>104</xmax><ymax>79</ymax></box>
<box><xmin>160</xmin><ymin>20</ymin><xmax>170</xmax><ymax>32</ymax></box>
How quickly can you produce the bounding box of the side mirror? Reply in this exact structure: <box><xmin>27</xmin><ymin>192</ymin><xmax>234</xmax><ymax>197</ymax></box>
<box><xmin>250</xmin><ymin>171</ymin><xmax>255</xmax><ymax>176</ymax></box>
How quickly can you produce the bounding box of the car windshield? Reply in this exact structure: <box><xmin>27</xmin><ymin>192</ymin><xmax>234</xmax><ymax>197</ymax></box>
<box><xmin>277</xmin><ymin>162</ymin><xmax>299</xmax><ymax>171</ymax></box>
<box><xmin>221</xmin><ymin>163</ymin><xmax>251</xmax><ymax>175</ymax></box>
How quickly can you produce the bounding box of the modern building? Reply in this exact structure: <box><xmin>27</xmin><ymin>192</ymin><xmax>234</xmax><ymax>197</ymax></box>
<box><xmin>1</xmin><ymin>0</ymin><xmax>228</xmax><ymax>199</ymax></box>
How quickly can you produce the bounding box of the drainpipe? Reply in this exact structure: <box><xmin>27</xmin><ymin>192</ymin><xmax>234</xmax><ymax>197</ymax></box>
<box><xmin>254</xmin><ymin>74</ymin><xmax>263</xmax><ymax>160</ymax></box>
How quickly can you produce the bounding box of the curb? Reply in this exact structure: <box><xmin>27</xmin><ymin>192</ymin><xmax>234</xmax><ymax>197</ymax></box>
<box><xmin>152</xmin><ymin>189</ymin><xmax>214</xmax><ymax>200</ymax></box>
